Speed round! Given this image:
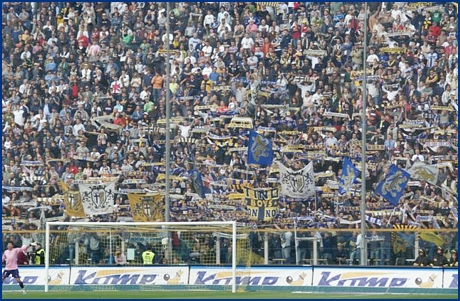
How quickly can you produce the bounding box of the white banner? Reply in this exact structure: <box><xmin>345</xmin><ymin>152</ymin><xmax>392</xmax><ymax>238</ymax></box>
<box><xmin>2</xmin><ymin>267</ymin><xmax>69</xmax><ymax>286</ymax></box>
<box><xmin>189</xmin><ymin>267</ymin><xmax>312</xmax><ymax>287</ymax></box>
<box><xmin>407</xmin><ymin>162</ymin><xmax>439</xmax><ymax>185</ymax></box>
<box><xmin>78</xmin><ymin>182</ymin><xmax>116</xmax><ymax>216</ymax></box>
<box><xmin>2</xmin><ymin>266</ymin><xmax>456</xmax><ymax>288</ymax></box>
<box><xmin>312</xmin><ymin>267</ymin><xmax>444</xmax><ymax>288</ymax></box>
<box><xmin>277</xmin><ymin>161</ymin><xmax>315</xmax><ymax>198</ymax></box>
<box><xmin>443</xmin><ymin>270</ymin><xmax>458</xmax><ymax>289</ymax></box>
<box><xmin>69</xmin><ymin>267</ymin><xmax>189</xmax><ymax>285</ymax></box>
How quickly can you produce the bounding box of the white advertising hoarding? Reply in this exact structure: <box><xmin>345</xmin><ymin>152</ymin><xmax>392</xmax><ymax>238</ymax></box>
<box><xmin>2</xmin><ymin>267</ymin><xmax>69</xmax><ymax>286</ymax></box>
<box><xmin>189</xmin><ymin>266</ymin><xmax>313</xmax><ymax>287</ymax></box>
<box><xmin>443</xmin><ymin>269</ymin><xmax>458</xmax><ymax>289</ymax></box>
<box><xmin>68</xmin><ymin>266</ymin><xmax>189</xmax><ymax>285</ymax></box>
<box><xmin>2</xmin><ymin>266</ymin><xmax>455</xmax><ymax>288</ymax></box>
<box><xmin>312</xmin><ymin>267</ymin><xmax>445</xmax><ymax>288</ymax></box>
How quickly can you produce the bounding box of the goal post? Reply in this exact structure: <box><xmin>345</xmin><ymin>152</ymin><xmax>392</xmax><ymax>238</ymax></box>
<box><xmin>44</xmin><ymin>221</ymin><xmax>239</xmax><ymax>293</ymax></box>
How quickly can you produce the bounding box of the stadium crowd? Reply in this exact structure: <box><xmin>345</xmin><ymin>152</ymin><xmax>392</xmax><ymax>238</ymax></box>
<box><xmin>1</xmin><ymin>2</ymin><xmax>458</xmax><ymax>266</ymax></box>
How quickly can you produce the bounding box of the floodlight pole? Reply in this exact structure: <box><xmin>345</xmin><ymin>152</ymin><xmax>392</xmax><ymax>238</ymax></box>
<box><xmin>165</xmin><ymin>2</ymin><xmax>173</xmax><ymax>263</ymax></box>
<box><xmin>360</xmin><ymin>2</ymin><xmax>369</xmax><ymax>266</ymax></box>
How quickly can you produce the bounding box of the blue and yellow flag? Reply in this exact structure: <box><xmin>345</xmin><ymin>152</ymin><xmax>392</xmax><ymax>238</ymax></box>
<box><xmin>247</xmin><ymin>130</ymin><xmax>273</xmax><ymax>166</ymax></box>
<box><xmin>338</xmin><ymin>158</ymin><xmax>359</xmax><ymax>195</ymax></box>
<box><xmin>244</xmin><ymin>187</ymin><xmax>279</xmax><ymax>222</ymax></box>
<box><xmin>375</xmin><ymin>164</ymin><xmax>410</xmax><ymax>205</ymax></box>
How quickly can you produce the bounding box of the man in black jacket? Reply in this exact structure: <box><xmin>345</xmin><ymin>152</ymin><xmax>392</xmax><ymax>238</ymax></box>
<box><xmin>431</xmin><ymin>246</ymin><xmax>448</xmax><ymax>267</ymax></box>
<box><xmin>413</xmin><ymin>249</ymin><xmax>430</xmax><ymax>267</ymax></box>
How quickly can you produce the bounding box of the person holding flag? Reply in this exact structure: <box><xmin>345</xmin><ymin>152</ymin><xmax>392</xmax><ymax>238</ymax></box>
<box><xmin>2</xmin><ymin>241</ymin><xmax>38</xmax><ymax>294</ymax></box>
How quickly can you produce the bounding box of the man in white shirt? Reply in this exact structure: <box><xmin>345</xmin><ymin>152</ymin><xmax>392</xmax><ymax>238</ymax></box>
<box><xmin>425</xmin><ymin>49</ymin><xmax>439</xmax><ymax>68</ymax></box>
<box><xmin>411</xmin><ymin>149</ymin><xmax>425</xmax><ymax>162</ymax></box>
<box><xmin>13</xmin><ymin>104</ymin><xmax>26</xmax><ymax>127</ymax></box>
<box><xmin>240</xmin><ymin>33</ymin><xmax>254</xmax><ymax>52</ymax></box>
<box><xmin>203</xmin><ymin>10</ymin><xmax>215</xmax><ymax>27</ymax></box>
<box><xmin>188</xmin><ymin>33</ymin><xmax>201</xmax><ymax>51</ymax></box>
<box><xmin>258</xmin><ymin>19</ymin><xmax>269</xmax><ymax>32</ymax></box>
<box><xmin>202</xmin><ymin>40</ymin><xmax>214</xmax><ymax>57</ymax></box>
<box><xmin>81</xmin><ymin>64</ymin><xmax>92</xmax><ymax>82</ymax></box>
<box><xmin>119</xmin><ymin>70</ymin><xmax>130</xmax><ymax>88</ymax></box>
<box><xmin>278</xmin><ymin>3</ymin><xmax>288</xmax><ymax>21</ymax></box>
<box><xmin>247</xmin><ymin>53</ymin><xmax>258</xmax><ymax>70</ymax></box>
<box><xmin>382</xmin><ymin>85</ymin><xmax>400</xmax><ymax>101</ymax></box>
<box><xmin>217</xmin><ymin>7</ymin><xmax>230</xmax><ymax>25</ymax></box>
<box><xmin>201</xmin><ymin>63</ymin><xmax>213</xmax><ymax>78</ymax></box>
<box><xmin>184</xmin><ymin>54</ymin><xmax>197</xmax><ymax>66</ymax></box>
<box><xmin>18</xmin><ymin>80</ymin><xmax>30</xmax><ymax>96</ymax></box>
<box><xmin>178</xmin><ymin>120</ymin><xmax>194</xmax><ymax>138</ymax></box>
<box><xmin>366</xmin><ymin>48</ymin><xmax>379</xmax><ymax>65</ymax></box>
<box><xmin>2</xmin><ymin>194</ymin><xmax>11</xmax><ymax>206</ymax></box>
<box><xmin>311</xmin><ymin>88</ymin><xmax>323</xmax><ymax>106</ymax></box>
<box><xmin>390</xmin><ymin>5</ymin><xmax>402</xmax><ymax>22</ymax></box>
<box><xmin>233</xmin><ymin>83</ymin><xmax>247</xmax><ymax>104</ymax></box>
<box><xmin>73</xmin><ymin>118</ymin><xmax>86</xmax><ymax>136</ymax></box>
<box><xmin>139</xmin><ymin>86</ymin><xmax>151</xmax><ymax>102</ymax></box>
<box><xmin>325</xmin><ymin>131</ymin><xmax>338</xmax><ymax>148</ymax></box>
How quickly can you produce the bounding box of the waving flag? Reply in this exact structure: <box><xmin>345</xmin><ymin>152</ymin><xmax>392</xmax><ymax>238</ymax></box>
<box><xmin>79</xmin><ymin>182</ymin><xmax>116</xmax><ymax>216</ymax></box>
<box><xmin>277</xmin><ymin>161</ymin><xmax>315</xmax><ymax>198</ymax></box>
<box><xmin>189</xmin><ymin>169</ymin><xmax>205</xmax><ymax>198</ymax></box>
<box><xmin>407</xmin><ymin>161</ymin><xmax>439</xmax><ymax>185</ymax></box>
<box><xmin>375</xmin><ymin>164</ymin><xmax>410</xmax><ymax>205</ymax></box>
<box><xmin>338</xmin><ymin>158</ymin><xmax>359</xmax><ymax>195</ymax></box>
<box><xmin>247</xmin><ymin>130</ymin><xmax>273</xmax><ymax>166</ymax></box>
<box><xmin>59</xmin><ymin>180</ymin><xmax>85</xmax><ymax>218</ymax></box>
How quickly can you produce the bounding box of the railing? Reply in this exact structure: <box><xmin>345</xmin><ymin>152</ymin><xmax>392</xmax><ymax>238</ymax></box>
<box><xmin>3</xmin><ymin>228</ymin><xmax>457</xmax><ymax>267</ymax></box>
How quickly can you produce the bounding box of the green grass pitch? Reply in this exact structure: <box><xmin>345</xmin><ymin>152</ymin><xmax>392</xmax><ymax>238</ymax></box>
<box><xmin>2</xmin><ymin>291</ymin><xmax>458</xmax><ymax>299</ymax></box>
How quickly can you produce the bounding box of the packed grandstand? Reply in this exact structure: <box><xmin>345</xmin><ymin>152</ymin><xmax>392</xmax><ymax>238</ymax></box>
<box><xmin>1</xmin><ymin>2</ymin><xmax>458</xmax><ymax>266</ymax></box>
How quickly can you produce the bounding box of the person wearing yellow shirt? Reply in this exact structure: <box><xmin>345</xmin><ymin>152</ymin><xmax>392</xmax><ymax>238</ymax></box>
<box><xmin>142</xmin><ymin>248</ymin><xmax>156</xmax><ymax>265</ymax></box>
<box><xmin>34</xmin><ymin>243</ymin><xmax>45</xmax><ymax>265</ymax></box>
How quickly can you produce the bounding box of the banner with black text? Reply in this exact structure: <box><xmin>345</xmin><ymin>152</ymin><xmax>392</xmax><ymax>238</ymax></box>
<box><xmin>244</xmin><ymin>187</ymin><xmax>279</xmax><ymax>222</ymax></box>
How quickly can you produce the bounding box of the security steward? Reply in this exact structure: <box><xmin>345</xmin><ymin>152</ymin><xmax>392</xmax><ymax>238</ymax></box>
<box><xmin>431</xmin><ymin>246</ymin><xmax>449</xmax><ymax>267</ymax></box>
<box><xmin>142</xmin><ymin>248</ymin><xmax>156</xmax><ymax>265</ymax></box>
<box><xmin>34</xmin><ymin>243</ymin><xmax>45</xmax><ymax>265</ymax></box>
<box><xmin>413</xmin><ymin>249</ymin><xmax>430</xmax><ymax>267</ymax></box>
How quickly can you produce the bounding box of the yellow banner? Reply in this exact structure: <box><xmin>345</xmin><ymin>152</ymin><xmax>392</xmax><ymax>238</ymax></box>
<box><xmin>128</xmin><ymin>193</ymin><xmax>164</xmax><ymax>222</ymax></box>
<box><xmin>244</xmin><ymin>187</ymin><xmax>279</xmax><ymax>222</ymax></box>
<box><xmin>60</xmin><ymin>180</ymin><xmax>85</xmax><ymax>218</ymax></box>
<box><xmin>156</xmin><ymin>174</ymin><xmax>186</xmax><ymax>182</ymax></box>
<box><xmin>228</xmin><ymin>193</ymin><xmax>245</xmax><ymax>200</ymax></box>
<box><xmin>420</xmin><ymin>232</ymin><xmax>445</xmax><ymax>246</ymax></box>
<box><xmin>63</xmin><ymin>191</ymin><xmax>86</xmax><ymax>218</ymax></box>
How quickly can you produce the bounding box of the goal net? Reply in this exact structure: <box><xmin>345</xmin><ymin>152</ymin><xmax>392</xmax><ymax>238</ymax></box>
<box><xmin>44</xmin><ymin>221</ymin><xmax>254</xmax><ymax>293</ymax></box>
